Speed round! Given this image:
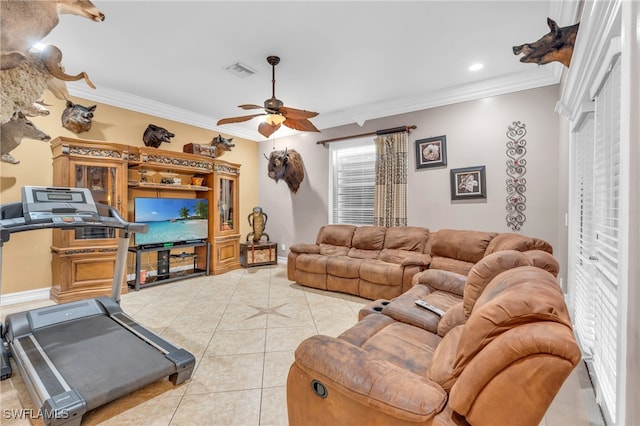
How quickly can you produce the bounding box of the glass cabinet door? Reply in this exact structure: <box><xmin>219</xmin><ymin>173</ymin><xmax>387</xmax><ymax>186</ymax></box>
<box><xmin>74</xmin><ymin>164</ymin><xmax>119</xmax><ymax>239</ymax></box>
<box><xmin>218</xmin><ymin>177</ymin><xmax>234</xmax><ymax>232</ymax></box>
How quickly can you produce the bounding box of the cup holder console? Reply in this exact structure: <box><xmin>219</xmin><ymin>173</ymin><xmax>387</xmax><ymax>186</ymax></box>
<box><xmin>358</xmin><ymin>299</ymin><xmax>392</xmax><ymax>320</ymax></box>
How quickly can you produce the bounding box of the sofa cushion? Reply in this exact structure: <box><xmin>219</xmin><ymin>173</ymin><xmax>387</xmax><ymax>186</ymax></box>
<box><xmin>463</xmin><ymin>250</ymin><xmax>559</xmax><ymax>317</ymax></box>
<box><xmin>378</xmin><ymin>248</ymin><xmax>428</xmax><ymax>266</ymax></box>
<box><xmin>296</xmin><ymin>253</ymin><xmax>329</xmax><ymax>274</ymax></box>
<box><xmin>484</xmin><ymin>232</ymin><xmax>553</xmax><ymax>255</ymax></box>
<box><xmin>319</xmin><ymin>244</ymin><xmax>350</xmax><ymax>256</ymax></box>
<box><xmin>351</xmin><ymin>226</ymin><xmax>386</xmax><ymax>250</ymax></box>
<box><xmin>428</xmin><ymin>257</ymin><xmax>475</xmax><ymax>276</ymax></box>
<box><xmin>454</xmin><ymin>266</ymin><xmax>570</xmax><ymax>373</ymax></box>
<box><xmin>429</xmin><ymin>229</ymin><xmax>497</xmax><ymax>263</ymax></box>
<box><xmin>359</xmin><ymin>259</ymin><xmax>403</xmax><ymax>286</ymax></box>
<box><xmin>383</xmin><ymin>226</ymin><xmax>429</xmax><ymax>251</ymax></box>
<box><xmin>327</xmin><ymin>255</ymin><xmax>363</xmax><ymax>278</ymax></box>
<box><xmin>318</xmin><ymin>224</ymin><xmax>357</xmax><ymax>246</ymax></box>
<box><xmin>359</xmin><ymin>319</ymin><xmax>442</xmax><ymax>376</ymax></box>
<box><xmin>348</xmin><ymin>247</ymin><xmax>381</xmax><ymax>259</ymax></box>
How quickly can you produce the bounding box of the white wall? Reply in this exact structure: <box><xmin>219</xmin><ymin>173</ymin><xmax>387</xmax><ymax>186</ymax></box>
<box><xmin>258</xmin><ymin>85</ymin><xmax>565</xmax><ymax>280</ymax></box>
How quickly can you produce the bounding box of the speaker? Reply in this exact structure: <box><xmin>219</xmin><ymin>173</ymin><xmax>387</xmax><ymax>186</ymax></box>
<box><xmin>157</xmin><ymin>250</ymin><xmax>170</xmax><ymax>277</ymax></box>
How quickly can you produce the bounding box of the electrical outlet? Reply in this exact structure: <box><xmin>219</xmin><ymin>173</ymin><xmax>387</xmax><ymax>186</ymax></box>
<box><xmin>281</xmin><ymin>243</ymin><xmax>286</xmax><ymax>251</ymax></box>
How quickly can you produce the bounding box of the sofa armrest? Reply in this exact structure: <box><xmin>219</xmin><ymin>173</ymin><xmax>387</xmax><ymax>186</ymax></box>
<box><xmin>294</xmin><ymin>335</ymin><xmax>447</xmax><ymax>422</ymax></box>
<box><xmin>290</xmin><ymin>243</ymin><xmax>320</xmax><ymax>254</ymax></box>
<box><xmin>400</xmin><ymin>253</ymin><xmax>432</xmax><ymax>268</ymax></box>
<box><xmin>412</xmin><ymin>269</ymin><xmax>467</xmax><ymax>297</ymax></box>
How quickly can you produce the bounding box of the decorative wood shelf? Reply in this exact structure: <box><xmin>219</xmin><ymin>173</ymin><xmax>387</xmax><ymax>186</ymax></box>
<box><xmin>127</xmin><ymin>181</ymin><xmax>210</xmax><ymax>191</ymax></box>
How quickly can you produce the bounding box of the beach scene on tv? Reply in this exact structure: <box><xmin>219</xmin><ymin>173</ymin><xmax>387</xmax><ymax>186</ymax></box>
<box><xmin>134</xmin><ymin>197</ymin><xmax>209</xmax><ymax>246</ymax></box>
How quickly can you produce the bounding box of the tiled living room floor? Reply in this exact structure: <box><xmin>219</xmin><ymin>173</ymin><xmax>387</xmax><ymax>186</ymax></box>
<box><xmin>1</xmin><ymin>264</ymin><xmax>604</xmax><ymax>425</ymax></box>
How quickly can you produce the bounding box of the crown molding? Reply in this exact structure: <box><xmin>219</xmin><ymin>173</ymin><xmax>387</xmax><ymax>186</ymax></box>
<box><xmin>313</xmin><ymin>66</ymin><xmax>562</xmax><ymax>130</ymax></box>
<box><xmin>70</xmin><ymin>64</ymin><xmax>561</xmax><ymax>143</ymax></box>
<box><xmin>68</xmin><ymin>84</ymin><xmax>263</xmax><ymax>141</ymax></box>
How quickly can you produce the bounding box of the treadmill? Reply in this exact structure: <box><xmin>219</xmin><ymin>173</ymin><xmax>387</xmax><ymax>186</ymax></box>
<box><xmin>0</xmin><ymin>186</ymin><xmax>195</xmax><ymax>426</ymax></box>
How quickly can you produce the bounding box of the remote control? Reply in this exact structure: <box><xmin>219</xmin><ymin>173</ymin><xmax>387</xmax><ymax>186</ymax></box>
<box><xmin>414</xmin><ymin>300</ymin><xmax>445</xmax><ymax>317</ymax></box>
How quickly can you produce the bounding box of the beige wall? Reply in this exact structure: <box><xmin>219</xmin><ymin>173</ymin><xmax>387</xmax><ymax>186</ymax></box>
<box><xmin>258</xmin><ymin>85</ymin><xmax>567</xmax><ymax>282</ymax></box>
<box><xmin>1</xmin><ymin>93</ymin><xmax>259</xmax><ymax>295</ymax></box>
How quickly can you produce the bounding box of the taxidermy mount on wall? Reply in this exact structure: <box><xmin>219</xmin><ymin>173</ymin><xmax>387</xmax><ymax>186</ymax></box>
<box><xmin>143</xmin><ymin>124</ymin><xmax>174</xmax><ymax>148</ymax></box>
<box><xmin>1</xmin><ymin>111</ymin><xmax>51</xmax><ymax>164</ymax></box>
<box><xmin>512</xmin><ymin>18</ymin><xmax>579</xmax><ymax>67</ymax></box>
<box><xmin>211</xmin><ymin>134</ymin><xmax>235</xmax><ymax>155</ymax></box>
<box><xmin>265</xmin><ymin>148</ymin><xmax>305</xmax><ymax>194</ymax></box>
<box><xmin>61</xmin><ymin>100</ymin><xmax>95</xmax><ymax>133</ymax></box>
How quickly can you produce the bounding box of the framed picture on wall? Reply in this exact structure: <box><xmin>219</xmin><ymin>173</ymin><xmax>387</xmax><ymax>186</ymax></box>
<box><xmin>415</xmin><ymin>135</ymin><xmax>447</xmax><ymax>169</ymax></box>
<box><xmin>450</xmin><ymin>166</ymin><xmax>486</xmax><ymax>200</ymax></box>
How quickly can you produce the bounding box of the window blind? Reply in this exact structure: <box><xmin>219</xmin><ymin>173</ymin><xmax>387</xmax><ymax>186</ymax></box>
<box><xmin>329</xmin><ymin>139</ymin><xmax>375</xmax><ymax>225</ymax></box>
<box><xmin>591</xmin><ymin>54</ymin><xmax>621</xmax><ymax>423</ymax></box>
<box><xmin>572</xmin><ymin>112</ymin><xmax>596</xmax><ymax>353</ymax></box>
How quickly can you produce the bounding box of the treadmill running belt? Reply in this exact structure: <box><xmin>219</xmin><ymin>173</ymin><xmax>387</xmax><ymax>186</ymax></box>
<box><xmin>32</xmin><ymin>315</ymin><xmax>177</xmax><ymax>410</ymax></box>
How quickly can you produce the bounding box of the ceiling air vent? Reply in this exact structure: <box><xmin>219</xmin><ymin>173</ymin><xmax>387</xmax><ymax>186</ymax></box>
<box><xmin>225</xmin><ymin>62</ymin><xmax>257</xmax><ymax>78</ymax></box>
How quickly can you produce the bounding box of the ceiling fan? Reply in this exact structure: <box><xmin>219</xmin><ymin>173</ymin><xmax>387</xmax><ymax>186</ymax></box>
<box><xmin>217</xmin><ymin>55</ymin><xmax>320</xmax><ymax>138</ymax></box>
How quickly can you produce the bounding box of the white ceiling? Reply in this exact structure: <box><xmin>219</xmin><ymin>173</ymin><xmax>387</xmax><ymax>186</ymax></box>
<box><xmin>40</xmin><ymin>1</ymin><xmax>578</xmax><ymax>142</ymax></box>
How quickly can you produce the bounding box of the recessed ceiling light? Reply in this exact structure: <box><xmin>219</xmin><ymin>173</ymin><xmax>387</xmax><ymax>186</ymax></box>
<box><xmin>469</xmin><ymin>63</ymin><xmax>484</xmax><ymax>71</ymax></box>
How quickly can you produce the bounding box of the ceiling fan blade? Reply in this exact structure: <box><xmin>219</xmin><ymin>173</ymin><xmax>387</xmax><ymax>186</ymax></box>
<box><xmin>217</xmin><ymin>114</ymin><xmax>264</xmax><ymax>125</ymax></box>
<box><xmin>279</xmin><ymin>106</ymin><xmax>319</xmax><ymax>119</ymax></box>
<box><xmin>282</xmin><ymin>118</ymin><xmax>320</xmax><ymax>133</ymax></box>
<box><xmin>238</xmin><ymin>104</ymin><xmax>265</xmax><ymax>110</ymax></box>
<box><xmin>258</xmin><ymin>121</ymin><xmax>281</xmax><ymax>138</ymax></box>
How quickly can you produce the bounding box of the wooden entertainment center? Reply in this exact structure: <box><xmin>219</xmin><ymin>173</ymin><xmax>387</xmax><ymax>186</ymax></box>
<box><xmin>50</xmin><ymin>137</ymin><xmax>241</xmax><ymax>303</ymax></box>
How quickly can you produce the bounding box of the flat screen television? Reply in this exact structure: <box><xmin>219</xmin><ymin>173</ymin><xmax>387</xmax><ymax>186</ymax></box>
<box><xmin>134</xmin><ymin>197</ymin><xmax>209</xmax><ymax>246</ymax></box>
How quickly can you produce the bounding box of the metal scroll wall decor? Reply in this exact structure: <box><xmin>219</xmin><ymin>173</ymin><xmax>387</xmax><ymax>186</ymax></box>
<box><xmin>505</xmin><ymin>121</ymin><xmax>527</xmax><ymax>231</ymax></box>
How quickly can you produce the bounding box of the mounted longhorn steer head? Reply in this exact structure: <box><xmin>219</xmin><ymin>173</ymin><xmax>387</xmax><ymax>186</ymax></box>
<box><xmin>265</xmin><ymin>148</ymin><xmax>305</xmax><ymax>194</ymax></box>
<box><xmin>513</xmin><ymin>18</ymin><xmax>579</xmax><ymax>67</ymax></box>
<box><xmin>62</xmin><ymin>100</ymin><xmax>96</xmax><ymax>133</ymax></box>
<box><xmin>1</xmin><ymin>112</ymin><xmax>51</xmax><ymax>164</ymax></box>
<box><xmin>143</xmin><ymin>124</ymin><xmax>175</xmax><ymax>148</ymax></box>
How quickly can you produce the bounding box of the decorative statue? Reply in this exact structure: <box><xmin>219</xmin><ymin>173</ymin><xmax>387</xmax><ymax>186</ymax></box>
<box><xmin>246</xmin><ymin>206</ymin><xmax>269</xmax><ymax>243</ymax></box>
<box><xmin>265</xmin><ymin>148</ymin><xmax>305</xmax><ymax>193</ymax></box>
<box><xmin>513</xmin><ymin>18</ymin><xmax>579</xmax><ymax>68</ymax></box>
<box><xmin>61</xmin><ymin>100</ymin><xmax>96</xmax><ymax>133</ymax></box>
<box><xmin>143</xmin><ymin>124</ymin><xmax>174</xmax><ymax>148</ymax></box>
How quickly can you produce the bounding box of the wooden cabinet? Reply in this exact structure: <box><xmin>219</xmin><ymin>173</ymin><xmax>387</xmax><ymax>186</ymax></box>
<box><xmin>50</xmin><ymin>138</ymin><xmax>242</xmax><ymax>302</ymax></box>
<box><xmin>210</xmin><ymin>159</ymin><xmax>241</xmax><ymax>274</ymax></box>
<box><xmin>50</xmin><ymin>137</ymin><xmax>129</xmax><ymax>303</ymax></box>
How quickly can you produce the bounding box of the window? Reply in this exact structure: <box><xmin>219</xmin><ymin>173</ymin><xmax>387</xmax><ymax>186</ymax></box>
<box><xmin>329</xmin><ymin>138</ymin><xmax>375</xmax><ymax>225</ymax></box>
<box><xmin>569</xmin><ymin>51</ymin><xmax>621</xmax><ymax>423</ymax></box>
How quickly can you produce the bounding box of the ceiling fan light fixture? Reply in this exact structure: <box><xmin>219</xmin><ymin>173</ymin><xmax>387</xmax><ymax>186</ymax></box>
<box><xmin>265</xmin><ymin>113</ymin><xmax>286</xmax><ymax>126</ymax></box>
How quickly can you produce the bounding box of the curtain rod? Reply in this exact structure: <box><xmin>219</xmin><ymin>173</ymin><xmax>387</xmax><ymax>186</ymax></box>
<box><xmin>316</xmin><ymin>125</ymin><xmax>417</xmax><ymax>146</ymax></box>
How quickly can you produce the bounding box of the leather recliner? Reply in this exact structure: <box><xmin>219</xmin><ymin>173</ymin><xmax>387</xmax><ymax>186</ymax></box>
<box><xmin>287</xmin><ymin>262</ymin><xmax>580</xmax><ymax>426</ymax></box>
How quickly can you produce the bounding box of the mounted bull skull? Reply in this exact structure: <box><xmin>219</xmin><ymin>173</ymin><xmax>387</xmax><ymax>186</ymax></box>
<box><xmin>61</xmin><ymin>100</ymin><xmax>96</xmax><ymax>133</ymax></box>
<box><xmin>143</xmin><ymin>124</ymin><xmax>175</xmax><ymax>148</ymax></box>
<box><xmin>265</xmin><ymin>148</ymin><xmax>305</xmax><ymax>194</ymax></box>
<box><xmin>1</xmin><ymin>112</ymin><xmax>51</xmax><ymax>164</ymax></box>
<box><xmin>513</xmin><ymin>18</ymin><xmax>579</xmax><ymax>67</ymax></box>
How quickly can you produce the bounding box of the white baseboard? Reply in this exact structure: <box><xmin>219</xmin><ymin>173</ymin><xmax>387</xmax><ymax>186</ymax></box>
<box><xmin>1</xmin><ymin>287</ymin><xmax>50</xmax><ymax>306</ymax></box>
<box><xmin>277</xmin><ymin>256</ymin><xmax>288</xmax><ymax>265</ymax></box>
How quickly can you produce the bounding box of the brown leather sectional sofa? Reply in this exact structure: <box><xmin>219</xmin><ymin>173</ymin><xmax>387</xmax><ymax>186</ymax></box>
<box><xmin>287</xmin><ymin>224</ymin><xmax>552</xmax><ymax>300</ymax></box>
<box><xmin>287</xmin><ymin>250</ymin><xmax>581</xmax><ymax>425</ymax></box>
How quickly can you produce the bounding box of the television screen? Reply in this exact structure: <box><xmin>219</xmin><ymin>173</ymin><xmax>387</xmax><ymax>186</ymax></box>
<box><xmin>134</xmin><ymin>197</ymin><xmax>208</xmax><ymax>246</ymax></box>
